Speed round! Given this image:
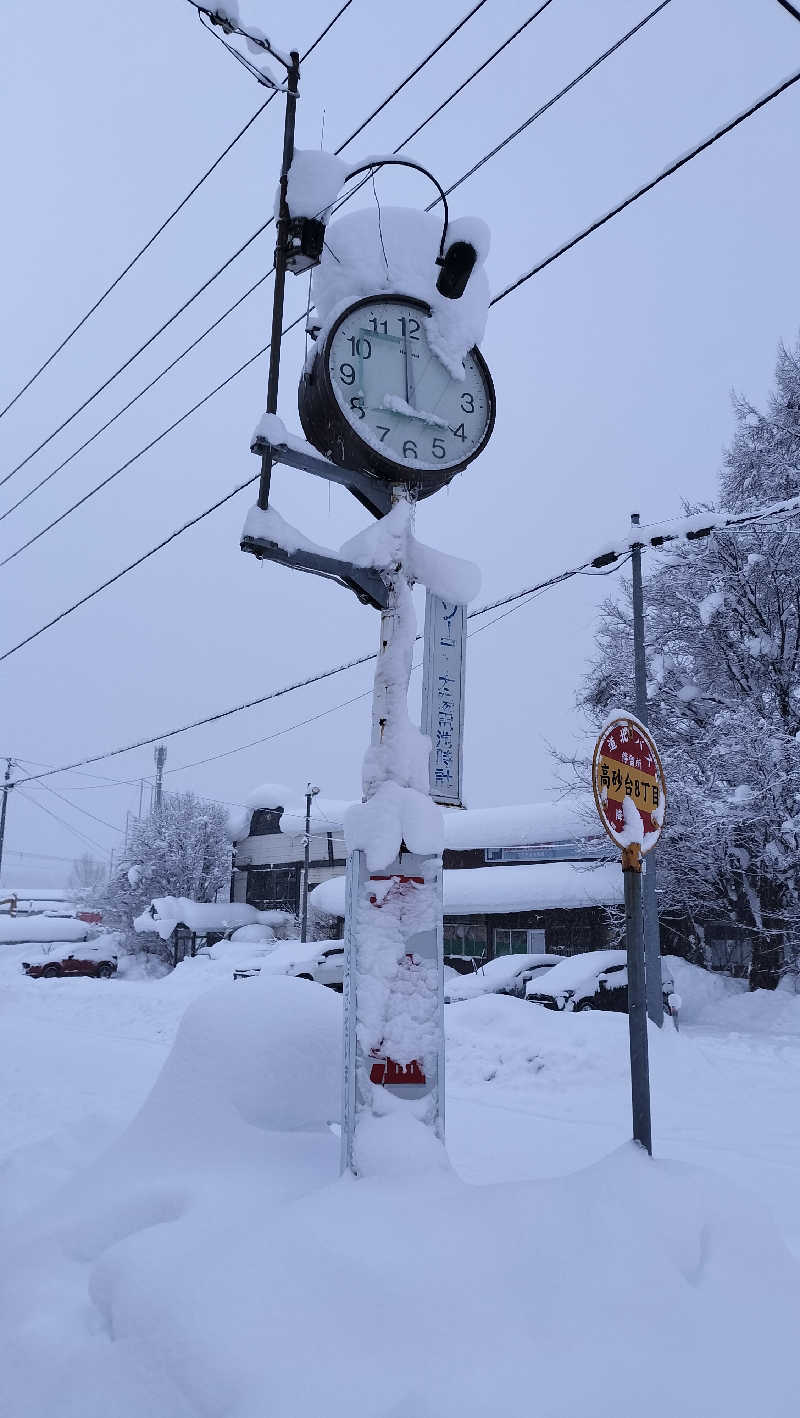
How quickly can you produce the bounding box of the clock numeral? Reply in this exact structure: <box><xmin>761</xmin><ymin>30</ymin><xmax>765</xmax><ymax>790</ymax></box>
<box><xmin>460</xmin><ymin>392</ymin><xmax>474</xmax><ymax>413</ymax></box>
<box><xmin>398</xmin><ymin>316</ymin><xmax>420</xmax><ymax>339</ymax></box>
<box><xmin>403</xmin><ymin>439</ymin><xmax>418</xmax><ymax>459</ymax></box>
<box><xmin>350</xmin><ymin>396</ymin><xmax>365</xmax><ymax>421</ymax></box>
<box><xmin>368</xmin><ymin>318</ymin><xmax>389</xmax><ymax>335</ymax></box>
<box><xmin>347</xmin><ymin>336</ymin><xmax>371</xmax><ymax>358</ymax></box>
<box><xmin>339</xmin><ymin>362</ymin><xmax>356</xmax><ymax>386</ymax></box>
<box><xmin>451</xmin><ymin>423</ymin><xmax>467</xmax><ymax>442</ymax></box>
<box><xmin>376</xmin><ymin>425</ymin><xmax>391</xmax><ymax>443</ymax></box>
<box><xmin>431</xmin><ymin>437</ymin><xmax>446</xmax><ymax>460</ymax></box>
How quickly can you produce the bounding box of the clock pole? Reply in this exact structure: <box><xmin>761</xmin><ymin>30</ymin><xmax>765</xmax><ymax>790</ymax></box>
<box><xmin>258</xmin><ymin>51</ymin><xmax>300</xmax><ymax>512</ymax></box>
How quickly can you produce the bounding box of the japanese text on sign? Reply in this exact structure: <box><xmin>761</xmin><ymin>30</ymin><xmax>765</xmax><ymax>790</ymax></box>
<box><xmin>421</xmin><ymin>592</ymin><xmax>466</xmax><ymax>806</ymax></box>
<box><xmin>592</xmin><ymin>717</ymin><xmax>666</xmax><ymax>852</ymax></box>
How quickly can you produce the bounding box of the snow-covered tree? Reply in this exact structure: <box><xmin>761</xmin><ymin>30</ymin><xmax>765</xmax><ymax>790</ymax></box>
<box><xmin>577</xmin><ymin>337</ymin><xmax>800</xmax><ymax>989</ymax></box>
<box><xmin>102</xmin><ymin>792</ymin><xmax>232</xmax><ymax>930</ymax></box>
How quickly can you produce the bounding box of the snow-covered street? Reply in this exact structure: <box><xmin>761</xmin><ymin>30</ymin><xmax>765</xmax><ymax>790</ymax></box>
<box><xmin>2</xmin><ymin>951</ymin><xmax>800</xmax><ymax>1417</ymax></box>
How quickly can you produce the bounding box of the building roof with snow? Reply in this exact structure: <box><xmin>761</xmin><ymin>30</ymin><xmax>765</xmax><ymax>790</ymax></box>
<box><xmin>233</xmin><ymin>786</ymin><xmax>597</xmax><ymax>852</ymax></box>
<box><xmin>310</xmin><ymin>861</ymin><xmax>622</xmax><ymax>921</ymax></box>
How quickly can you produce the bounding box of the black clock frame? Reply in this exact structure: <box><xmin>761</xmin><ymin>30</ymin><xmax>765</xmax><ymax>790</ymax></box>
<box><xmin>298</xmin><ymin>294</ymin><xmax>496</xmax><ymax>500</ymax></box>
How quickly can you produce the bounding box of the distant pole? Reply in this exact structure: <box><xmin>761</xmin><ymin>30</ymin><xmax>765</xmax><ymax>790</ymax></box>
<box><xmin>622</xmin><ymin>842</ymin><xmax>652</xmax><ymax>1154</ymax></box>
<box><xmin>630</xmin><ymin>513</ymin><xmax>664</xmax><ymax>1027</ymax></box>
<box><xmin>258</xmin><ymin>51</ymin><xmax>300</xmax><ymax>511</ymax></box>
<box><xmin>153</xmin><ymin>744</ymin><xmax>167</xmax><ymax>815</ymax></box>
<box><xmin>138</xmin><ymin>778</ymin><xmax>144</xmax><ymax>818</ymax></box>
<box><xmin>0</xmin><ymin>758</ymin><xmax>13</xmax><ymax>881</ymax></box>
<box><xmin>301</xmin><ymin>783</ymin><xmax>320</xmax><ymax>942</ymax></box>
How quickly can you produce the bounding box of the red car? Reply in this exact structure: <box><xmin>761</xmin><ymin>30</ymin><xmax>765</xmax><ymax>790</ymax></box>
<box><xmin>22</xmin><ymin>946</ymin><xmax>118</xmax><ymax>980</ymax></box>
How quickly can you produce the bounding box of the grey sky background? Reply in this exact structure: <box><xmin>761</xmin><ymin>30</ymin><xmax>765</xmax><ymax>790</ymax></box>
<box><xmin>1</xmin><ymin>0</ymin><xmax>799</xmax><ymax>885</ymax></box>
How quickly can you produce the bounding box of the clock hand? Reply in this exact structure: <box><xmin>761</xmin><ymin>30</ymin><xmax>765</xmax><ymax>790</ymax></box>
<box><xmin>404</xmin><ymin>335</ymin><xmax>416</xmax><ymax>410</ymax></box>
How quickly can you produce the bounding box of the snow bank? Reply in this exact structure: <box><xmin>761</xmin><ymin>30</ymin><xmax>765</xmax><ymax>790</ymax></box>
<box><xmin>311</xmin><ymin>859</ymin><xmax>623</xmax><ymax>919</ymax></box>
<box><xmin>0</xmin><ymin>914</ymin><xmax>90</xmax><ymax>944</ymax></box>
<box><xmin>3</xmin><ymin>1094</ymin><xmax>798</xmax><ymax>1418</ymax></box>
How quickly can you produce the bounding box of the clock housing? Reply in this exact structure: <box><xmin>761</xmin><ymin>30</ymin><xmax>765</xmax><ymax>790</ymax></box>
<box><xmin>299</xmin><ymin>294</ymin><xmax>495</xmax><ymax>498</ymax></box>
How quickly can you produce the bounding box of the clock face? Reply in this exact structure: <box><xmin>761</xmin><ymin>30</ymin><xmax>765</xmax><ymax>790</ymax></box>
<box><xmin>324</xmin><ymin>296</ymin><xmax>493</xmax><ymax>476</ymax></box>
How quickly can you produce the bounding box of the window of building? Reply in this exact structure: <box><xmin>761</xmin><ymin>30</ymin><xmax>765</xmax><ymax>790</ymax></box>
<box><xmin>246</xmin><ymin>866</ymin><xmax>299</xmax><ymax>915</ymax></box>
<box><xmin>443</xmin><ymin>922</ymin><xmax>487</xmax><ymax>959</ymax></box>
<box><xmin>494</xmin><ymin>928</ymin><xmax>546</xmax><ymax>956</ymax></box>
<box><xmin>485</xmin><ymin>843</ymin><xmax>595</xmax><ymax>864</ymax></box>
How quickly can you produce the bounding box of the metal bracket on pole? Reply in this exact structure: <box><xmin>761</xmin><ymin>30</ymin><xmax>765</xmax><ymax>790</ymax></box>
<box><xmin>240</xmin><ymin>530</ymin><xmax>388</xmax><ymax>609</ymax></box>
<box><xmin>250</xmin><ymin>432</ymin><xmax>392</xmax><ymax>519</ymax></box>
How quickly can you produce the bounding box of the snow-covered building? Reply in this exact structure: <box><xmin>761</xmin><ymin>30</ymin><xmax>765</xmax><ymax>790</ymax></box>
<box><xmin>134</xmin><ymin>897</ymin><xmax>292</xmax><ymax>967</ymax></box>
<box><xmin>231</xmin><ymin>786</ymin><xmax>620</xmax><ymax>962</ymax></box>
<box><xmin>230</xmin><ymin>783</ymin><xmax>349</xmax><ymax>918</ymax></box>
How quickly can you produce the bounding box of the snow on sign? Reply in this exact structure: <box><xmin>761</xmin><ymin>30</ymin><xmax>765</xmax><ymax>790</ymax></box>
<box><xmin>592</xmin><ymin>715</ymin><xmax>666</xmax><ymax>855</ymax></box>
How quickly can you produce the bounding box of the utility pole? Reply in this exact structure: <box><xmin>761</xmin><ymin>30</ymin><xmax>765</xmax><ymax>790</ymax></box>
<box><xmin>630</xmin><ymin>513</ymin><xmax>664</xmax><ymax>1026</ymax></box>
<box><xmin>300</xmin><ymin>783</ymin><xmax>320</xmax><ymax>943</ymax></box>
<box><xmin>257</xmin><ymin>51</ymin><xmax>300</xmax><ymax>512</ymax></box>
<box><xmin>0</xmin><ymin>759</ymin><xmax>13</xmax><ymax>883</ymax></box>
<box><xmin>153</xmin><ymin>744</ymin><xmax>167</xmax><ymax>815</ymax></box>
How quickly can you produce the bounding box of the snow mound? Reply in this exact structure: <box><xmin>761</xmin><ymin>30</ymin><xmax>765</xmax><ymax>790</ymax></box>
<box><xmin>138</xmin><ymin>974</ymin><xmax>342</xmax><ymax>1138</ymax></box>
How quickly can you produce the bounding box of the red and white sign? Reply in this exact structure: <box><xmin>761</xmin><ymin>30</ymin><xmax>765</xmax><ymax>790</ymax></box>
<box><xmin>592</xmin><ymin>715</ymin><xmax>666</xmax><ymax>853</ymax></box>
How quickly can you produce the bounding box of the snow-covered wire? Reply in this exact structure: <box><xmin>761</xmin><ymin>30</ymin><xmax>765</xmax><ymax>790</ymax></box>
<box><xmin>0</xmin><ymin>0</ymin><xmax>355</xmax><ymax>427</ymax></box>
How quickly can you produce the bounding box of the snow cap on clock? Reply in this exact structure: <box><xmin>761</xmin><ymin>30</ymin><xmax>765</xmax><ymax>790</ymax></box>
<box><xmin>311</xmin><ymin>206</ymin><xmax>491</xmax><ymax>380</ymax></box>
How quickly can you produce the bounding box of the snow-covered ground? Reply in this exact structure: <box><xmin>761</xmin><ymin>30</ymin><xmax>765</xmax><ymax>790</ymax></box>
<box><xmin>1</xmin><ymin>946</ymin><xmax>799</xmax><ymax>1416</ymax></box>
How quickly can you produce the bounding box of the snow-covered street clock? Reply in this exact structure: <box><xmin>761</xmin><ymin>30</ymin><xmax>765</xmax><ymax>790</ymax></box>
<box><xmin>299</xmin><ymin>294</ymin><xmax>495</xmax><ymax>498</ymax></box>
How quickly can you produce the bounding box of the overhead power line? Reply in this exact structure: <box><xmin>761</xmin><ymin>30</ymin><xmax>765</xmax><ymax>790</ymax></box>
<box><xmin>15</xmin><ymin>786</ymin><xmax>107</xmax><ymax>854</ymax></box>
<box><xmin>0</xmin><ymin>0</ymin><xmax>494</xmax><ymax>498</ymax></box>
<box><xmin>0</xmin><ymin>268</ymin><xmax>275</xmax><ymax>528</ymax></box>
<box><xmin>11</xmin><ymin>489</ymin><xmax>800</xmax><ymax>789</ymax></box>
<box><xmin>0</xmin><ymin>0</ymin><xmax>356</xmax><ymax>427</ymax></box>
<box><xmin>0</xmin><ymin>0</ymin><xmax>665</xmax><ymax>568</ymax></box>
<box><xmin>30</xmin><ymin>779</ymin><xmax>122</xmax><ymax>833</ymax></box>
<box><xmin>490</xmin><ymin>61</ymin><xmax>800</xmax><ymax>307</ymax></box>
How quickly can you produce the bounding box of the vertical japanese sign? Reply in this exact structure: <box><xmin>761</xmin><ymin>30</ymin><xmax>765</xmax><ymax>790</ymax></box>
<box><xmin>421</xmin><ymin>592</ymin><xmax>466</xmax><ymax>806</ymax></box>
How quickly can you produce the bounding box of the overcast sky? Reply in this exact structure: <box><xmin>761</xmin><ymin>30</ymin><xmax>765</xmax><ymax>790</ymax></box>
<box><xmin>1</xmin><ymin>0</ymin><xmax>799</xmax><ymax>886</ymax></box>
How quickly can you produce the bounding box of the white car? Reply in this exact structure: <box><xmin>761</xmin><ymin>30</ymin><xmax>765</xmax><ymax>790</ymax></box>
<box><xmin>233</xmin><ymin>940</ymin><xmax>344</xmax><ymax>990</ymax></box>
<box><xmin>445</xmin><ymin>953</ymin><xmax>562</xmax><ymax>1004</ymax></box>
<box><xmin>286</xmin><ymin>945</ymin><xmax>344</xmax><ymax>991</ymax></box>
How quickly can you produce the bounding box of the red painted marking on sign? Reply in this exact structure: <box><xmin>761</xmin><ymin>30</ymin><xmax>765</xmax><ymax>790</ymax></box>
<box><xmin>369</xmin><ymin>1052</ymin><xmax>426</xmax><ymax>1086</ymax></box>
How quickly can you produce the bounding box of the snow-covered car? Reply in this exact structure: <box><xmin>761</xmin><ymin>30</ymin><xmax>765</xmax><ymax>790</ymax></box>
<box><xmin>526</xmin><ymin>949</ymin><xmax>674</xmax><ymax>1014</ymax></box>
<box><xmin>234</xmin><ymin>941</ymin><xmax>344</xmax><ymax>990</ymax></box>
<box><xmin>22</xmin><ymin>944</ymin><xmax>118</xmax><ymax>980</ymax></box>
<box><xmin>445</xmin><ymin>953</ymin><xmax>563</xmax><ymax>1004</ymax></box>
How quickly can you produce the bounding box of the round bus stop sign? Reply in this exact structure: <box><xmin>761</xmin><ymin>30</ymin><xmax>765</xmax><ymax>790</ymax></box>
<box><xmin>592</xmin><ymin>715</ymin><xmax>666</xmax><ymax>854</ymax></box>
